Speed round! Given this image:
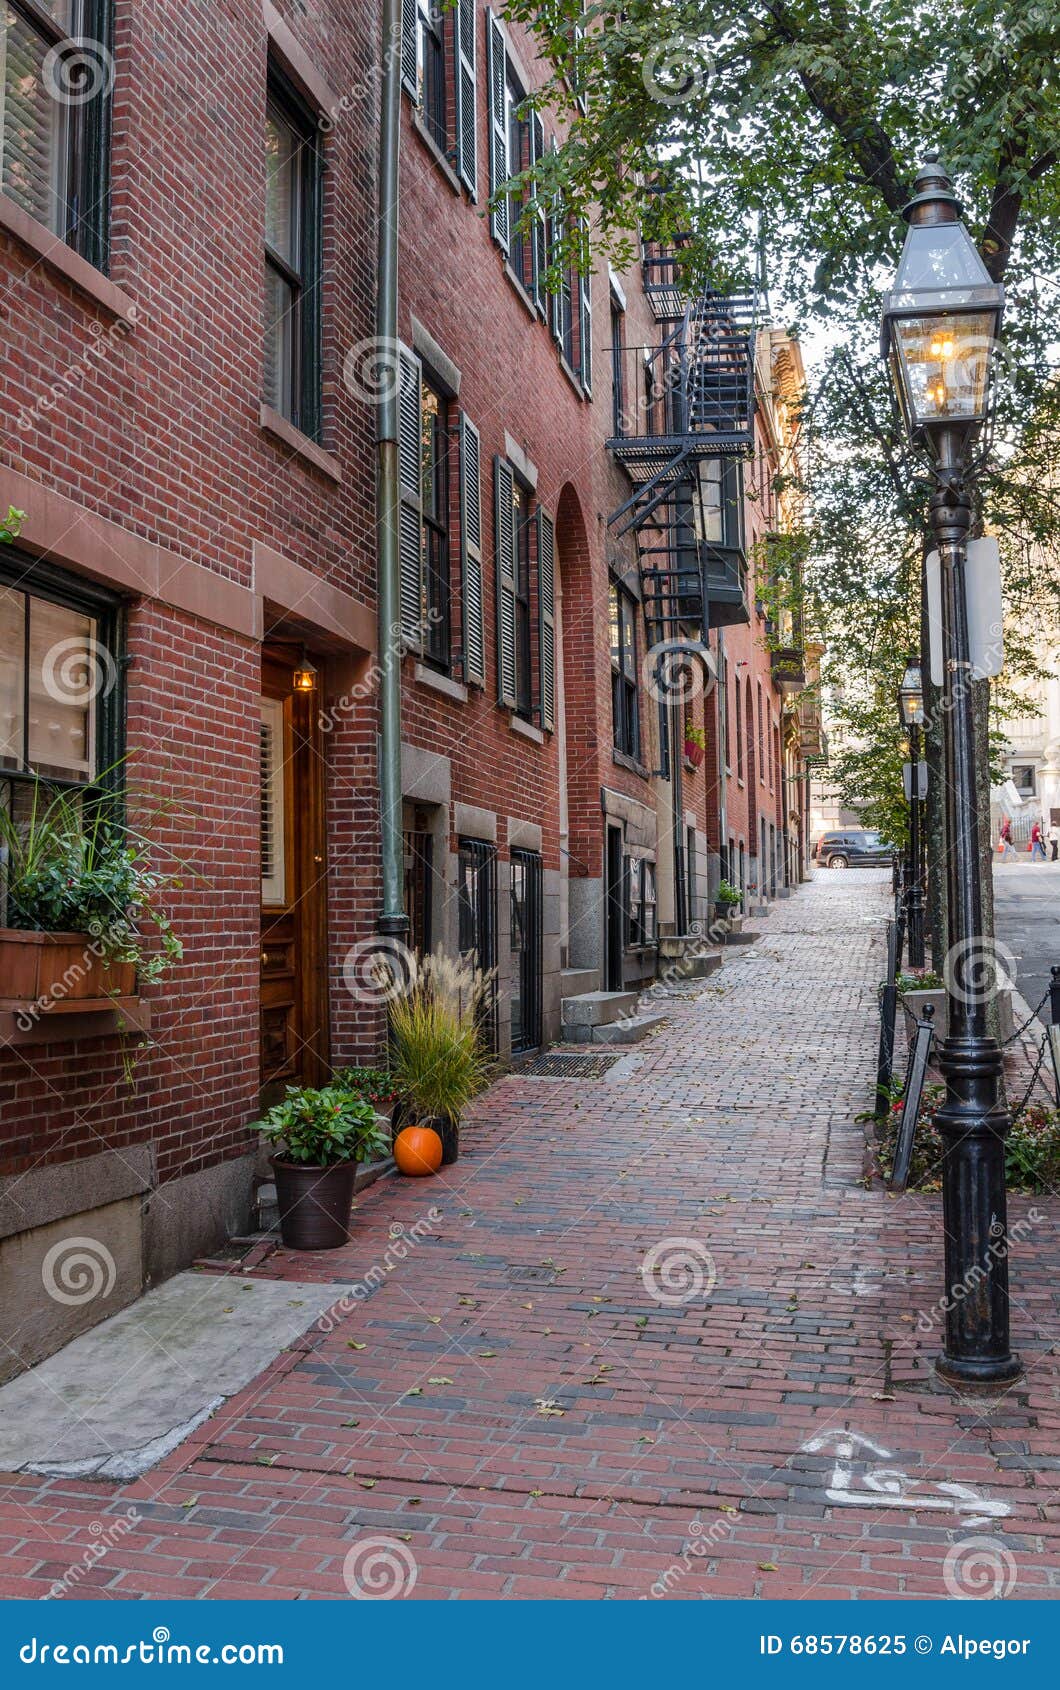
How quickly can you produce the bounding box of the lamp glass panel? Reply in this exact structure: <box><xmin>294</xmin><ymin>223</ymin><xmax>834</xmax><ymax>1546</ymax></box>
<box><xmin>892</xmin><ymin>310</ymin><xmax>996</xmax><ymax>425</ymax></box>
<box><xmin>893</xmin><ymin>221</ymin><xmax>995</xmax><ymax>294</ymax></box>
<box><xmin>899</xmin><ymin>689</ymin><xmax>925</xmax><ymax>727</ymax></box>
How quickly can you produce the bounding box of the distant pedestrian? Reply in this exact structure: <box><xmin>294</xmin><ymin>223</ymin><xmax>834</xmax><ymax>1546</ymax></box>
<box><xmin>998</xmin><ymin>816</ymin><xmax>1013</xmax><ymax>858</ymax></box>
<box><xmin>1031</xmin><ymin>819</ymin><xmax>1047</xmax><ymax>859</ymax></box>
<box><xmin>1048</xmin><ymin>821</ymin><xmax>1060</xmax><ymax>863</ymax></box>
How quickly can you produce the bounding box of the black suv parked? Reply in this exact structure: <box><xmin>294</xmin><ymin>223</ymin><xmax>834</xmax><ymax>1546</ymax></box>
<box><xmin>813</xmin><ymin>830</ymin><xmax>896</xmax><ymax>869</ymax></box>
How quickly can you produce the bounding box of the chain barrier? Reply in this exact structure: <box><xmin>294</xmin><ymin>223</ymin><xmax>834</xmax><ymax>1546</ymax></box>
<box><xmin>1000</xmin><ymin>987</ymin><xmax>1050</xmax><ymax>1048</ymax></box>
<box><xmin>1011</xmin><ymin>1030</ymin><xmax>1054</xmax><ymax>1121</ymax></box>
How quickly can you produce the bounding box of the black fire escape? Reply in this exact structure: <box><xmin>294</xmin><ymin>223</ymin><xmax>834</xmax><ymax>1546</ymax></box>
<box><xmin>607</xmin><ymin>250</ymin><xmax>758</xmax><ymax>936</ymax></box>
<box><xmin>607</xmin><ymin>258</ymin><xmax>757</xmax><ymax>653</ymax></box>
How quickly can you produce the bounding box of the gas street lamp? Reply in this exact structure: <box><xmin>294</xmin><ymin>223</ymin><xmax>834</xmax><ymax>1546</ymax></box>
<box><xmin>881</xmin><ymin>155</ymin><xmax>1020</xmax><ymax>1387</ymax></box>
<box><xmin>897</xmin><ymin>657</ymin><xmax>926</xmax><ymax>969</ymax></box>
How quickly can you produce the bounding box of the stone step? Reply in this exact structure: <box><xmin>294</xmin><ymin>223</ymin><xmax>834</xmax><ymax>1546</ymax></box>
<box><xmin>674</xmin><ymin>951</ymin><xmax>724</xmax><ymax>979</ymax></box>
<box><xmin>561</xmin><ymin>966</ymin><xmax>600</xmax><ymax>998</ymax></box>
<box><xmin>561</xmin><ymin>989</ymin><xmax>638</xmax><ymax>1027</ymax></box>
<box><xmin>590</xmin><ymin>1010</ymin><xmax>669</xmax><ymax>1045</ymax></box>
<box><xmin>723</xmin><ymin>929</ymin><xmax>760</xmax><ymax>945</ymax></box>
<box><xmin>658</xmin><ymin>934</ymin><xmax>706</xmax><ymax>959</ymax></box>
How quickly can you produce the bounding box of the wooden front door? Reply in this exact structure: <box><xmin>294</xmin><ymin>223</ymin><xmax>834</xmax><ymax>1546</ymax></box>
<box><xmin>260</xmin><ymin>650</ymin><xmax>329</xmax><ymax>1103</ymax></box>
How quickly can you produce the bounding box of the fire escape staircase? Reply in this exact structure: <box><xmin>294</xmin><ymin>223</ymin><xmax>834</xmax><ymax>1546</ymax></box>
<box><xmin>606</xmin><ymin>286</ymin><xmax>758</xmax><ymax>653</ymax></box>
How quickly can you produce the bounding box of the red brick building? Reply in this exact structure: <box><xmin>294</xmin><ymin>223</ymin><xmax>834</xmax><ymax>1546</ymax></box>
<box><xmin>0</xmin><ymin>0</ymin><xmax>807</xmax><ymax>1374</ymax></box>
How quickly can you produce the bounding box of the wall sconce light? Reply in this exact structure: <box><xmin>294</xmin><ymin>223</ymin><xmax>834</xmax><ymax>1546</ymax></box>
<box><xmin>293</xmin><ymin>649</ymin><xmax>317</xmax><ymax>693</ymax></box>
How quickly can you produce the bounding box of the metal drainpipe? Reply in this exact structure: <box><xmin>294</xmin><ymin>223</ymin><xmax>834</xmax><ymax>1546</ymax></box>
<box><xmin>717</xmin><ymin>630</ymin><xmax>728</xmax><ymax>883</ymax></box>
<box><xmin>376</xmin><ymin>0</ymin><xmax>408</xmax><ymax>938</ymax></box>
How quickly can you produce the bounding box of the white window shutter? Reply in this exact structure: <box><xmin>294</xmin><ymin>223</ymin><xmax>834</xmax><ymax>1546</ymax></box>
<box><xmin>494</xmin><ymin>456</ymin><xmax>517</xmax><ymax>707</ymax></box>
<box><xmin>536</xmin><ymin>507</ymin><xmax>556</xmax><ymax>731</ymax></box>
<box><xmin>454</xmin><ymin>0</ymin><xmax>478</xmax><ymax>197</ymax></box>
<box><xmin>397</xmin><ymin>344</ymin><xmax>424</xmax><ymax>645</ymax></box>
<box><xmin>485</xmin><ymin>10</ymin><xmax>509</xmax><ymax>251</ymax></box>
<box><xmin>459</xmin><ymin>412</ymin><xmax>486</xmax><ymax>687</ymax></box>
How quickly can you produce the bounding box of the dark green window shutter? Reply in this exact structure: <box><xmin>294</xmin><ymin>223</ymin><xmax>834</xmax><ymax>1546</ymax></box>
<box><xmin>400</xmin><ymin>0</ymin><xmax>418</xmax><ymax>95</ymax></box>
<box><xmin>530</xmin><ymin>114</ymin><xmax>546</xmax><ymax>316</ymax></box>
<box><xmin>454</xmin><ymin>0</ymin><xmax>478</xmax><ymax>197</ymax></box>
<box><xmin>398</xmin><ymin>345</ymin><xmax>424</xmax><ymax>644</ymax></box>
<box><xmin>459</xmin><ymin>413</ymin><xmax>486</xmax><ymax>686</ymax></box>
<box><xmin>578</xmin><ymin>228</ymin><xmax>593</xmax><ymax>394</ymax></box>
<box><xmin>536</xmin><ymin>507</ymin><xmax>556</xmax><ymax>731</ymax></box>
<box><xmin>494</xmin><ymin>456</ymin><xmax>517</xmax><ymax>707</ymax></box>
<box><xmin>485</xmin><ymin>10</ymin><xmax>509</xmax><ymax>251</ymax></box>
<box><xmin>573</xmin><ymin>7</ymin><xmax>588</xmax><ymax>115</ymax></box>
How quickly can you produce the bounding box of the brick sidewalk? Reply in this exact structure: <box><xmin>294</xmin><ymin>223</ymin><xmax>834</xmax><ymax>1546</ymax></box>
<box><xmin>2</xmin><ymin>872</ymin><xmax>1057</xmax><ymax>1600</ymax></box>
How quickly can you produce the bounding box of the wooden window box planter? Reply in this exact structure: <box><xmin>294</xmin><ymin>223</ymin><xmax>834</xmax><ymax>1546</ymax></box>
<box><xmin>0</xmin><ymin>930</ymin><xmax>147</xmax><ymax>1045</ymax></box>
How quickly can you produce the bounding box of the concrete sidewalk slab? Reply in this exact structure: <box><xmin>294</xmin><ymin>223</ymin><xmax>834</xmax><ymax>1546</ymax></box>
<box><xmin>0</xmin><ymin>1271</ymin><xmax>353</xmax><ymax>1480</ymax></box>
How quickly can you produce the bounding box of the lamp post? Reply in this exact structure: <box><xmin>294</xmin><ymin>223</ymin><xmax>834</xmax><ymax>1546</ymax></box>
<box><xmin>897</xmin><ymin>656</ymin><xmax>926</xmax><ymax>968</ymax></box>
<box><xmin>881</xmin><ymin>154</ymin><xmax>1021</xmax><ymax>1386</ymax></box>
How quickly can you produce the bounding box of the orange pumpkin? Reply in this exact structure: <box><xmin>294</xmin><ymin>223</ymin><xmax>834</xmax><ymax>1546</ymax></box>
<box><xmin>393</xmin><ymin>1124</ymin><xmax>443</xmax><ymax>1177</ymax></box>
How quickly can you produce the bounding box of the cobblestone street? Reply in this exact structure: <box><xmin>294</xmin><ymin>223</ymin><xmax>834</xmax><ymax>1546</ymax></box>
<box><xmin>2</xmin><ymin>872</ymin><xmax>1057</xmax><ymax>1600</ymax></box>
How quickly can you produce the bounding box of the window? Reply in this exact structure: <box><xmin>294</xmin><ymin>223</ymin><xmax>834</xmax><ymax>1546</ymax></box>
<box><xmin>403</xmin><ymin>0</ymin><xmax>476</xmax><ymax>191</ymax></box>
<box><xmin>504</xmin><ymin>59</ymin><xmax>531</xmax><ymax>290</ymax></box>
<box><xmin>264</xmin><ymin>71</ymin><xmax>322</xmax><ymax>438</ymax></box>
<box><xmin>510</xmin><ymin>847</ymin><xmax>542</xmax><ymax>1053</ymax></box>
<box><xmin>458</xmin><ymin>836</ymin><xmax>497</xmax><ymax>1049</ymax></box>
<box><xmin>1012</xmin><ymin>764</ymin><xmax>1036</xmax><ymax>795</ymax></box>
<box><xmin>415</xmin><ymin>0</ymin><xmax>446</xmax><ymax>151</ymax></box>
<box><xmin>551</xmin><ymin>217</ymin><xmax>592</xmax><ymax>390</ymax></box>
<box><xmin>757</xmin><ymin>681</ymin><xmax>765</xmax><ymax>783</ymax></box>
<box><xmin>626</xmin><ymin>858</ymin><xmax>657</xmax><ymax>948</ymax></box>
<box><xmin>735</xmin><ymin>676</ymin><xmax>744</xmax><ymax>779</ymax></box>
<box><xmin>721</xmin><ymin>653</ymin><xmax>731</xmax><ymax>769</ymax></box>
<box><xmin>403</xmin><ymin>824</ymin><xmax>433</xmax><ymax>956</ymax></box>
<box><xmin>421</xmin><ymin>379</ymin><xmax>451</xmax><ymax>669</ymax></box>
<box><xmin>495</xmin><ymin>460</ymin><xmax>555</xmax><ymax>727</ymax></box>
<box><xmin>1</xmin><ymin>1</ymin><xmax>114</xmax><ymax>267</ymax></box>
<box><xmin>1</xmin><ymin>556</ymin><xmax>123</xmax><ymax>895</ymax></box>
<box><xmin>695</xmin><ymin>458</ymin><xmax>744</xmax><ymax>550</ymax></box>
<box><xmin>610</xmin><ymin>297</ymin><xmax>625</xmax><ymax>434</ymax></box>
<box><xmin>609</xmin><ymin>581</ymin><xmax>640</xmax><ymax>760</ymax></box>
<box><xmin>512</xmin><ymin>481</ymin><xmax>533</xmax><ymax>717</ymax></box>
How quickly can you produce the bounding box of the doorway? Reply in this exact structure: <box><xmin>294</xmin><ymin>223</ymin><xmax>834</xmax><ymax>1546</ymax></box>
<box><xmin>458</xmin><ymin>837</ymin><xmax>497</xmax><ymax>1049</ymax></box>
<box><xmin>259</xmin><ymin>646</ymin><xmax>329</xmax><ymax>1104</ymax></box>
<box><xmin>510</xmin><ymin>849</ymin><xmax>542</xmax><ymax>1054</ymax></box>
<box><xmin>605</xmin><ymin>824</ymin><xmax>625</xmax><ymax>992</ymax></box>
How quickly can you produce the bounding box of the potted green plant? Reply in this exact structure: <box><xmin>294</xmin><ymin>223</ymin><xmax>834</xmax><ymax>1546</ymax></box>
<box><xmin>683</xmin><ymin>721</ymin><xmax>706</xmax><ymax>768</ymax></box>
<box><xmin>388</xmin><ymin>954</ymin><xmax>492</xmax><ymax>1164</ymax></box>
<box><xmin>255</xmin><ymin>1085</ymin><xmax>390</xmax><ymax>1250</ymax></box>
<box><xmin>714</xmin><ymin>879</ymin><xmax>742</xmax><ymax>923</ymax></box>
<box><xmin>332</xmin><ymin>1064</ymin><xmax>400</xmax><ymax>1110</ymax></box>
<box><xmin>0</xmin><ymin>774</ymin><xmax>183</xmax><ymax>1007</ymax></box>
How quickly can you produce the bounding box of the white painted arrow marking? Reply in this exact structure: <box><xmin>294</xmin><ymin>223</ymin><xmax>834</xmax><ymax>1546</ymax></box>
<box><xmin>800</xmin><ymin>1430</ymin><xmax>1009</xmax><ymax>1527</ymax></box>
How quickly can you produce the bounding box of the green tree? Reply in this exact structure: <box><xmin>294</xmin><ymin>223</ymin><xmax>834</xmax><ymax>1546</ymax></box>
<box><xmin>507</xmin><ymin>0</ymin><xmax>1060</xmax><ymax>954</ymax></box>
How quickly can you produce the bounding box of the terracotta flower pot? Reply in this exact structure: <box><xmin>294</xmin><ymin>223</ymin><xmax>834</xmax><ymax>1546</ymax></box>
<box><xmin>684</xmin><ymin>740</ymin><xmax>705</xmax><ymax>769</ymax></box>
<box><xmin>271</xmin><ymin>1157</ymin><xmax>357</xmax><ymax>1251</ymax></box>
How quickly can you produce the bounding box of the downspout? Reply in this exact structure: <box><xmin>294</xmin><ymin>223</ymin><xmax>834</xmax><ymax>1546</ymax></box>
<box><xmin>376</xmin><ymin>0</ymin><xmax>408</xmax><ymax>937</ymax></box>
<box><xmin>717</xmin><ymin>630</ymin><xmax>728</xmax><ymax>886</ymax></box>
